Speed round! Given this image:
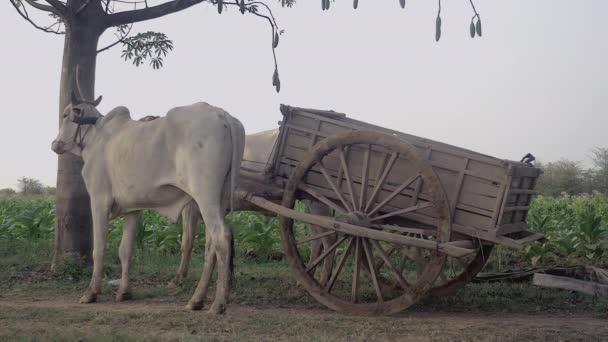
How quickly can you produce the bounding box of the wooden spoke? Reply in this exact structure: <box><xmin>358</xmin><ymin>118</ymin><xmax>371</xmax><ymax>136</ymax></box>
<box><xmin>358</xmin><ymin>144</ymin><xmax>371</xmax><ymax>211</ymax></box>
<box><xmin>361</xmin><ymin>238</ymin><xmax>384</xmax><ymax>303</ymax></box>
<box><xmin>306</xmin><ymin>236</ymin><xmax>347</xmax><ymax>273</ymax></box>
<box><xmin>339</xmin><ymin>148</ymin><xmax>359</xmax><ymax>211</ymax></box>
<box><xmin>457</xmin><ymin>257</ymin><xmax>470</xmax><ymax>269</ymax></box>
<box><xmin>438</xmin><ymin>271</ymin><xmax>448</xmax><ymax>283</ymax></box>
<box><xmin>318</xmin><ymin>162</ymin><xmax>353</xmax><ymax>213</ymax></box>
<box><xmin>375</xmin><ymin>244</ymin><xmax>397</xmax><ymax>270</ymax></box>
<box><xmin>364</xmin><ymin>152</ymin><xmax>399</xmax><ymax>213</ymax></box>
<box><xmin>351</xmin><ymin>237</ymin><xmax>361</xmax><ymax>303</ymax></box>
<box><xmin>370</xmin><ymin>202</ymin><xmax>433</xmax><ymax>222</ymax></box>
<box><xmin>298</xmin><ymin>184</ymin><xmax>347</xmax><ymax>214</ymax></box>
<box><xmin>397</xmin><ymin>246</ymin><xmax>420</xmax><ymax>275</ymax></box>
<box><xmin>325</xmin><ymin>237</ymin><xmax>355</xmax><ymax>293</ymax></box>
<box><xmin>370</xmin><ymin>239</ymin><xmax>410</xmax><ymax>289</ymax></box>
<box><xmin>415</xmin><ymin>247</ymin><xmax>425</xmax><ymax>277</ymax></box>
<box><xmin>400</xmin><ymin>246</ymin><xmax>419</xmax><ymax>262</ymax></box>
<box><xmin>297</xmin><ymin>230</ymin><xmax>336</xmax><ymax>245</ymax></box>
<box><xmin>367</xmin><ymin>174</ymin><xmax>421</xmax><ymax>217</ymax></box>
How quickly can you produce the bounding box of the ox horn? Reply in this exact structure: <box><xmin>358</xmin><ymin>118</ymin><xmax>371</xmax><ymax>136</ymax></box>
<box><xmin>74</xmin><ymin>65</ymin><xmax>103</xmax><ymax>107</ymax></box>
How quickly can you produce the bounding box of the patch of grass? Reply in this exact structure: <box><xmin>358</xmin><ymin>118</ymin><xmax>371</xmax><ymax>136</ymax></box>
<box><xmin>2</xmin><ymin>239</ymin><xmax>607</xmax><ymax>318</ymax></box>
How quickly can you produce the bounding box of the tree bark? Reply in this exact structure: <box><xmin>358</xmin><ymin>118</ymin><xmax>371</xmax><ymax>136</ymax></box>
<box><xmin>54</xmin><ymin>11</ymin><xmax>105</xmax><ymax>265</ymax></box>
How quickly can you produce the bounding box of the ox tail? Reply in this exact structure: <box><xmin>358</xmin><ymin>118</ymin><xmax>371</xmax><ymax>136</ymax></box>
<box><xmin>224</xmin><ymin>112</ymin><xmax>245</xmax><ymax>216</ymax></box>
<box><xmin>223</xmin><ymin>112</ymin><xmax>244</xmax><ymax>284</ymax></box>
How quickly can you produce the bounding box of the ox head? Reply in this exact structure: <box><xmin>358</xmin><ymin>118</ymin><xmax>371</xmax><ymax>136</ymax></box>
<box><xmin>51</xmin><ymin>67</ymin><xmax>103</xmax><ymax>155</ymax></box>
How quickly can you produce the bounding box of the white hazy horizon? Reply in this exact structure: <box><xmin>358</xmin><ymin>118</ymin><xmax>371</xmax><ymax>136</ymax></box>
<box><xmin>1</xmin><ymin>0</ymin><xmax>606</xmax><ymax>189</ymax></box>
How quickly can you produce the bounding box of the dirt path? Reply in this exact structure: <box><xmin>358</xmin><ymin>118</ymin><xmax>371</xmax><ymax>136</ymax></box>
<box><xmin>1</xmin><ymin>296</ymin><xmax>607</xmax><ymax>341</ymax></box>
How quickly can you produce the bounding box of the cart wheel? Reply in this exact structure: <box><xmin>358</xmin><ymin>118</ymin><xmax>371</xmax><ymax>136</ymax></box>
<box><xmin>280</xmin><ymin>130</ymin><xmax>452</xmax><ymax>315</ymax></box>
<box><xmin>429</xmin><ymin>244</ymin><xmax>494</xmax><ymax>297</ymax></box>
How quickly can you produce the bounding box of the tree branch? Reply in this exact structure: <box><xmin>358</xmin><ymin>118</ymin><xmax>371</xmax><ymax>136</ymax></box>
<box><xmin>104</xmin><ymin>0</ymin><xmax>208</xmax><ymax>27</ymax></box>
<box><xmin>23</xmin><ymin>0</ymin><xmax>59</xmax><ymax>14</ymax></box>
<box><xmin>10</xmin><ymin>0</ymin><xmax>65</xmax><ymax>34</ymax></box>
<box><xmin>44</xmin><ymin>0</ymin><xmax>67</xmax><ymax>16</ymax></box>
<box><xmin>97</xmin><ymin>24</ymin><xmax>133</xmax><ymax>53</ymax></box>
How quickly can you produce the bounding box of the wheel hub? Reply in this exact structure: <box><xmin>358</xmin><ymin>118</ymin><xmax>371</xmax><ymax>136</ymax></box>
<box><xmin>337</xmin><ymin>211</ymin><xmax>372</xmax><ymax>228</ymax></box>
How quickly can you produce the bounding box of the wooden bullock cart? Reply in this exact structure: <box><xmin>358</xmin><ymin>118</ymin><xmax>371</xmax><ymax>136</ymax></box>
<box><xmin>235</xmin><ymin>104</ymin><xmax>543</xmax><ymax>315</ymax></box>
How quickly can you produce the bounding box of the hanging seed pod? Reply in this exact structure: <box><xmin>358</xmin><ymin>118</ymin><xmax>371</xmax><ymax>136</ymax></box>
<box><xmin>326</xmin><ymin>0</ymin><xmax>330</xmax><ymax>10</ymax></box>
<box><xmin>273</xmin><ymin>68</ymin><xmax>279</xmax><ymax>87</ymax></box>
<box><xmin>273</xmin><ymin>31</ymin><xmax>279</xmax><ymax>49</ymax></box>
<box><xmin>475</xmin><ymin>17</ymin><xmax>482</xmax><ymax>37</ymax></box>
<box><xmin>470</xmin><ymin>19</ymin><xmax>476</xmax><ymax>38</ymax></box>
<box><xmin>435</xmin><ymin>15</ymin><xmax>442</xmax><ymax>42</ymax></box>
<box><xmin>353</xmin><ymin>0</ymin><xmax>358</xmax><ymax>9</ymax></box>
<box><xmin>239</xmin><ymin>0</ymin><xmax>246</xmax><ymax>14</ymax></box>
<box><xmin>322</xmin><ymin>0</ymin><xmax>326</xmax><ymax>10</ymax></box>
<box><xmin>217</xmin><ymin>0</ymin><xmax>223</xmax><ymax>14</ymax></box>
<box><xmin>275</xmin><ymin>76</ymin><xmax>281</xmax><ymax>93</ymax></box>
<box><xmin>400</xmin><ymin>0</ymin><xmax>406</xmax><ymax>9</ymax></box>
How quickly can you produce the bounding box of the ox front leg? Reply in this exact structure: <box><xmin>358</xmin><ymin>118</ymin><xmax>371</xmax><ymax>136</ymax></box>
<box><xmin>117</xmin><ymin>212</ymin><xmax>140</xmax><ymax>301</ymax></box>
<box><xmin>169</xmin><ymin>202</ymin><xmax>199</xmax><ymax>288</ymax></box>
<box><xmin>80</xmin><ymin>199</ymin><xmax>111</xmax><ymax>304</ymax></box>
<box><xmin>186</xmin><ymin>235</ymin><xmax>216</xmax><ymax>311</ymax></box>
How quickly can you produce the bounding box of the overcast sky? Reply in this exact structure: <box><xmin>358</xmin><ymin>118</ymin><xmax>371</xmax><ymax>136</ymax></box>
<box><xmin>1</xmin><ymin>0</ymin><xmax>606</xmax><ymax>189</ymax></box>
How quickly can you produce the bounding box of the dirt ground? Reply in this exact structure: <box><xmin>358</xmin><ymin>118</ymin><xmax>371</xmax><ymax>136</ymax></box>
<box><xmin>1</xmin><ymin>295</ymin><xmax>607</xmax><ymax>341</ymax></box>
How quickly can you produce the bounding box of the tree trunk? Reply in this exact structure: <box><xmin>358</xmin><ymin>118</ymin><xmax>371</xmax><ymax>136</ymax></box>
<box><xmin>53</xmin><ymin>14</ymin><xmax>105</xmax><ymax>265</ymax></box>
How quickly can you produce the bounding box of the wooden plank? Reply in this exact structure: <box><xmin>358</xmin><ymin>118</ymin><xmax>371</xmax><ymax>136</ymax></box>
<box><xmin>287</xmin><ymin>106</ymin><xmax>507</xmax><ymax>167</ymax></box>
<box><xmin>452</xmin><ymin>224</ymin><xmax>522</xmax><ymax>249</ymax></box>
<box><xmin>272</xmin><ymin>122</ymin><xmax>291</xmax><ymax>178</ymax></box>
<box><xmin>467</xmin><ymin>159</ymin><xmax>508</xmax><ymax>183</ymax></box>
<box><xmin>495</xmin><ymin>222</ymin><xmax>528</xmax><ymax>236</ymax></box>
<box><xmin>455</xmin><ymin>203</ymin><xmax>493</xmax><ymax>217</ymax></box>
<box><xmin>503</xmin><ymin>205</ymin><xmax>530</xmax><ymax>213</ymax></box>
<box><xmin>515</xmin><ymin>232</ymin><xmax>544</xmax><ymax>244</ymax></box>
<box><xmin>533</xmin><ymin>273</ymin><xmax>608</xmax><ymax>297</ymax></box>
<box><xmin>238</xmin><ymin>190</ymin><xmax>475</xmax><ymax>258</ymax></box>
<box><xmin>509</xmin><ymin>189</ymin><xmax>538</xmax><ymax>195</ymax></box>
<box><xmin>496</xmin><ymin>170</ymin><xmax>513</xmax><ymax>226</ymax></box>
<box><xmin>491</xmin><ymin>179</ymin><xmax>508</xmax><ymax>227</ymax></box>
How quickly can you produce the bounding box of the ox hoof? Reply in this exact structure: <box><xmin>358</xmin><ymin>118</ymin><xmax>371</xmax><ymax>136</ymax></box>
<box><xmin>209</xmin><ymin>303</ymin><xmax>226</xmax><ymax>315</ymax></box>
<box><xmin>116</xmin><ymin>291</ymin><xmax>133</xmax><ymax>302</ymax></box>
<box><xmin>186</xmin><ymin>301</ymin><xmax>204</xmax><ymax>311</ymax></box>
<box><xmin>79</xmin><ymin>291</ymin><xmax>98</xmax><ymax>304</ymax></box>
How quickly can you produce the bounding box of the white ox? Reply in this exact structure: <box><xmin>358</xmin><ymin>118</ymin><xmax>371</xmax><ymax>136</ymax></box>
<box><xmin>168</xmin><ymin>129</ymin><xmax>336</xmax><ymax>288</ymax></box>
<box><xmin>51</xmin><ymin>92</ymin><xmax>244</xmax><ymax>314</ymax></box>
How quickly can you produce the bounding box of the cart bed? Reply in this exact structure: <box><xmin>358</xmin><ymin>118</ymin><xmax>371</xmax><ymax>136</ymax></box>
<box><xmin>270</xmin><ymin>105</ymin><xmax>543</xmax><ymax>249</ymax></box>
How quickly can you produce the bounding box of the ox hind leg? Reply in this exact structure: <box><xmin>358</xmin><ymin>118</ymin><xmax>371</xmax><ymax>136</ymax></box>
<box><xmin>186</xmin><ymin>204</ymin><xmax>232</xmax><ymax>314</ymax></box>
<box><xmin>169</xmin><ymin>201</ymin><xmax>200</xmax><ymax>288</ymax></box>
<box><xmin>116</xmin><ymin>212</ymin><xmax>140</xmax><ymax>301</ymax></box>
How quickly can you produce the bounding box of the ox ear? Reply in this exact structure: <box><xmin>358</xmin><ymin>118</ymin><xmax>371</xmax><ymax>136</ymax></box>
<box><xmin>92</xmin><ymin>95</ymin><xmax>103</xmax><ymax>107</ymax></box>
